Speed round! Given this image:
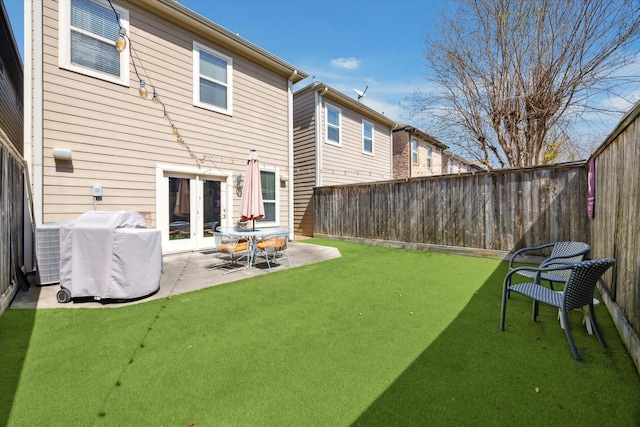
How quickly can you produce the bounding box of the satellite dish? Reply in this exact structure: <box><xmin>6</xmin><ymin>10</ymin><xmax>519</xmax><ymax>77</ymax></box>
<box><xmin>353</xmin><ymin>84</ymin><xmax>368</xmax><ymax>101</ymax></box>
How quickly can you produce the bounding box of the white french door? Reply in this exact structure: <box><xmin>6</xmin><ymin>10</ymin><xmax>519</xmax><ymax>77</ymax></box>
<box><xmin>157</xmin><ymin>167</ymin><xmax>231</xmax><ymax>253</ymax></box>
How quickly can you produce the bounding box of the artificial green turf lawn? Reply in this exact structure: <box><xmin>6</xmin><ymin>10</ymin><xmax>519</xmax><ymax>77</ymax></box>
<box><xmin>1</xmin><ymin>238</ymin><xmax>639</xmax><ymax>426</ymax></box>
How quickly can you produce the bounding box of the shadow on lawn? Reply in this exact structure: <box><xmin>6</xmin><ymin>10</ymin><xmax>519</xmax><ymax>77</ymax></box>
<box><xmin>0</xmin><ymin>286</ymin><xmax>39</xmax><ymax>426</ymax></box>
<box><xmin>351</xmin><ymin>261</ymin><xmax>639</xmax><ymax>426</ymax></box>
<box><xmin>352</xmin><ymin>264</ymin><xmax>510</xmax><ymax>425</ymax></box>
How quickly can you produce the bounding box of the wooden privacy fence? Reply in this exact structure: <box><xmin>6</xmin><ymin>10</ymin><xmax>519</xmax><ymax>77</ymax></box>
<box><xmin>0</xmin><ymin>144</ymin><xmax>25</xmax><ymax>315</ymax></box>
<box><xmin>588</xmin><ymin>102</ymin><xmax>640</xmax><ymax>369</ymax></box>
<box><xmin>315</xmin><ymin>162</ymin><xmax>589</xmax><ymax>255</ymax></box>
<box><xmin>314</xmin><ymin>102</ymin><xmax>640</xmax><ymax>371</ymax></box>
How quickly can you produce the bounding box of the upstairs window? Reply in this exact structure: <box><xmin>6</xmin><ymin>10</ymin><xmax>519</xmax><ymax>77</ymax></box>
<box><xmin>59</xmin><ymin>0</ymin><xmax>129</xmax><ymax>85</ymax></box>
<box><xmin>411</xmin><ymin>140</ymin><xmax>418</xmax><ymax>164</ymax></box>
<box><xmin>326</xmin><ymin>104</ymin><xmax>341</xmax><ymax>145</ymax></box>
<box><xmin>362</xmin><ymin>120</ymin><xmax>374</xmax><ymax>154</ymax></box>
<box><xmin>193</xmin><ymin>42</ymin><xmax>233</xmax><ymax>115</ymax></box>
<box><xmin>426</xmin><ymin>146</ymin><xmax>432</xmax><ymax>168</ymax></box>
<box><xmin>448</xmin><ymin>159</ymin><xmax>453</xmax><ymax>174</ymax></box>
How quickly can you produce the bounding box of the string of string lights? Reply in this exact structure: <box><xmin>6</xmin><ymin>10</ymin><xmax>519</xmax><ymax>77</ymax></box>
<box><xmin>108</xmin><ymin>0</ymin><xmax>235</xmax><ymax>173</ymax></box>
<box><xmin>106</xmin><ymin>0</ymin><xmax>390</xmax><ymax>180</ymax></box>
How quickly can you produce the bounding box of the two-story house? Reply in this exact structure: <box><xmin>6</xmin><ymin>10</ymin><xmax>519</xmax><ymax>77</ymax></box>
<box><xmin>1</xmin><ymin>0</ymin><xmax>25</xmax><ymax>313</ymax></box>
<box><xmin>292</xmin><ymin>81</ymin><xmax>398</xmax><ymax>237</ymax></box>
<box><xmin>393</xmin><ymin>125</ymin><xmax>449</xmax><ymax>179</ymax></box>
<box><xmin>24</xmin><ymin>0</ymin><xmax>307</xmax><ymax>254</ymax></box>
<box><xmin>393</xmin><ymin>125</ymin><xmax>481</xmax><ymax>178</ymax></box>
<box><xmin>442</xmin><ymin>151</ymin><xmax>483</xmax><ymax>175</ymax></box>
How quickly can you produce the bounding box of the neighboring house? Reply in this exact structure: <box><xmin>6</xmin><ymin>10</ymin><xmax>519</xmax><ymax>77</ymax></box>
<box><xmin>0</xmin><ymin>0</ymin><xmax>25</xmax><ymax>314</ymax></box>
<box><xmin>442</xmin><ymin>151</ymin><xmax>483</xmax><ymax>175</ymax></box>
<box><xmin>393</xmin><ymin>125</ymin><xmax>448</xmax><ymax>179</ymax></box>
<box><xmin>292</xmin><ymin>81</ymin><xmax>397</xmax><ymax>237</ymax></box>
<box><xmin>24</xmin><ymin>0</ymin><xmax>307</xmax><ymax>255</ymax></box>
<box><xmin>393</xmin><ymin>125</ymin><xmax>481</xmax><ymax>178</ymax></box>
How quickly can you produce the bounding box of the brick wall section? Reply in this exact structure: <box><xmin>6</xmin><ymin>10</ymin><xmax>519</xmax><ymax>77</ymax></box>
<box><xmin>392</xmin><ymin>130</ymin><xmax>410</xmax><ymax>179</ymax></box>
<box><xmin>392</xmin><ymin>128</ymin><xmax>448</xmax><ymax>179</ymax></box>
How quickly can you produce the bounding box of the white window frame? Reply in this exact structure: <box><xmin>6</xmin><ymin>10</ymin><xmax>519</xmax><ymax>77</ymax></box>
<box><xmin>411</xmin><ymin>140</ymin><xmax>418</xmax><ymax>164</ymax></box>
<box><xmin>448</xmin><ymin>159</ymin><xmax>453</xmax><ymax>174</ymax></box>
<box><xmin>426</xmin><ymin>146</ymin><xmax>432</xmax><ymax>168</ymax></box>
<box><xmin>259</xmin><ymin>168</ymin><xmax>280</xmax><ymax>227</ymax></box>
<box><xmin>325</xmin><ymin>103</ymin><xmax>342</xmax><ymax>146</ymax></box>
<box><xmin>59</xmin><ymin>0</ymin><xmax>130</xmax><ymax>86</ymax></box>
<box><xmin>362</xmin><ymin>120</ymin><xmax>374</xmax><ymax>155</ymax></box>
<box><xmin>193</xmin><ymin>42</ymin><xmax>233</xmax><ymax>116</ymax></box>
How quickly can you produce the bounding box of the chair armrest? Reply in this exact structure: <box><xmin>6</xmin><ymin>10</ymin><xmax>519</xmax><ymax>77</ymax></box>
<box><xmin>504</xmin><ymin>262</ymin><xmax>581</xmax><ymax>288</ymax></box>
<box><xmin>540</xmin><ymin>249</ymin><xmax>590</xmax><ymax>267</ymax></box>
<box><xmin>509</xmin><ymin>243</ymin><xmax>556</xmax><ymax>269</ymax></box>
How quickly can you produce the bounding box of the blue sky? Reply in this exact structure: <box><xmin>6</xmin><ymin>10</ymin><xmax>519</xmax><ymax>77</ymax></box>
<box><xmin>3</xmin><ymin>0</ymin><xmax>450</xmax><ymax>125</ymax></box>
<box><xmin>4</xmin><ymin>0</ymin><xmax>638</xmax><ymax>152</ymax></box>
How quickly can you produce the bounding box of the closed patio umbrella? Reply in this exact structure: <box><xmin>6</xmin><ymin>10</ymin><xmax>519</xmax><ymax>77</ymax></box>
<box><xmin>174</xmin><ymin>178</ymin><xmax>190</xmax><ymax>218</ymax></box>
<box><xmin>239</xmin><ymin>150</ymin><xmax>264</xmax><ymax>230</ymax></box>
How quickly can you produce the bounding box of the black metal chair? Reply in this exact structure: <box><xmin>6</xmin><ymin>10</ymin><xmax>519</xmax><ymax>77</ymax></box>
<box><xmin>500</xmin><ymin>258</ymin><xmax>615</xmax><ymax>360</ymax></box>
<box><xmin>509</xmin><ymin>242</ymin><xmax>590</xmax><ymax>290</ymax></box>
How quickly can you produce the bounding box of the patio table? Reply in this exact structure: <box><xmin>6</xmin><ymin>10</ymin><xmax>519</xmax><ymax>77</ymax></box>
<box><xmin>220</xmin><ymin>227</ymin><xmax>289</xmax><ymax>269</ymax></box>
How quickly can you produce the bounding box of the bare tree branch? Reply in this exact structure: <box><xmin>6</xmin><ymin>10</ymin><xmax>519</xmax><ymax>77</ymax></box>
<box><xmin>410</xmin><ymin>0</ymin><xmax>640</xmax><ymax>168</ymax></box>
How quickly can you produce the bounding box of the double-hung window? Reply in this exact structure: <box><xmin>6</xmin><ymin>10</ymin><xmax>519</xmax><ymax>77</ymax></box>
<box><xmin>59</xmin><ymin>0</ymin><xmax>129</xmax><ymax>85</ymax></box>
<box><xmin>411</xmin><ymin>140</ymin><xmax>418</xmax><ymax>164</ymax></box>
<box><xmin>326</xmin><ymin>104</ymin><xmax>341</xmax><ymax>145</ymax></box>
<box><xmin>362</xmin><ymin>120</ymin><xmax>374</xmax><ymax>155</ymax></box>
<box><xmin>426</xmin><ymin>146</ymin><xmax>432</xmax><ymax>168</ymax></box>
<box><xmin>261</xmin><ymin>170</ymin><xmax>277</xmax><ymax>223</ymax></box>
<box><xmin>193</xmin><ymin>42</ymin><xmax>233</xmax><ymax>115</ymax></box>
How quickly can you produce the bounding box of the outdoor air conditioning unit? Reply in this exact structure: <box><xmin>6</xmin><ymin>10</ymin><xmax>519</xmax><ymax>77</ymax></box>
<box><xmin>35</xmin><ymin>222</ymin><xmax>74</xmax><ymax>285</ymax></box>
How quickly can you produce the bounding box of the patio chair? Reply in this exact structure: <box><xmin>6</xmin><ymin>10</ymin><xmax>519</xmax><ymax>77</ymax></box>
<box><xmin>500</xmin><ymin>258</ymin><xmax>615</xmax><ymax>360</ymax></box>
<box><xmin>508</xmin><ymin>242</ymin><xmax>590</xmax><ymax>291</ymax></box>
<box><xmin>210</xmin><ymin>231</ymin><xmax>252</xmax><ymax>274</ymax></box>
<box><xmin>254</xmin><ymin>230</ymin><xmax>292</xmax><ymax>272</ymax></box>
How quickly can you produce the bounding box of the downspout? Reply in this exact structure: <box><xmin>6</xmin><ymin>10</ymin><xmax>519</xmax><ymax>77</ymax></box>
<box><xmin>408</xmin><ymin>127</ymin><xmax>415</xmax><ymax>178</ymax></box>
<box><xmin>389</xmin><ymin>124</ymin><xmax>398</xmax><ymax>180</ymax></box>
<box><xmin>23</xmin><ymin>1</ymin><xmax>36</xmax><ymax>271</ymax></box>
<box><xmin>315</xmin><ymin>86</ymin><xmax>328</xmax><ymax>187</ymax></box>
<box><xmin>30</xmin><ymin>0</ymin><xmax>43</xmax><ymax>227</ymax></box>
<box><xmin>287</xmin><ymin>70</ymin><xmax>297</xmax><ymax>240</ymax></box>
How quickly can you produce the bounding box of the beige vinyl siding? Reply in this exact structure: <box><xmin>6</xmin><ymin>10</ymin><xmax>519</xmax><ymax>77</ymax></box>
<box><xmin>292</xmin><ymin>89</ymin><xmax>317</xmax><ymax>236</ymax></box>
<box><xmin>411</xmin><ymin>142</ymin><xmax>445</xmax><ymax>177</ymax></box>
<box><xmin>319</xmin><ymin>99</ymin><xmax>392</xmax><ymax>186</ymax></box>
<box><xmin>292</xmin><ymin>84</ymin><xmax>395</xmax><ymax>236</ymax></box>
<box><xmin>40</xmin><ymin>0</ymin><xmax>291</xmax><ymax>226</ymax></box>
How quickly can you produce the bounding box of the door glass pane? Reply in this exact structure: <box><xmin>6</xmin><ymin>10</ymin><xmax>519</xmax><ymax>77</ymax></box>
<box><xmin>169</xmin><ymin>177</ymin><xmax>190</xmax><ymax>240</ymax></box>
<box><xmin>203</xmin><ymin>180</ymin><xmax>221</xmax><ymax>237</ymax></box>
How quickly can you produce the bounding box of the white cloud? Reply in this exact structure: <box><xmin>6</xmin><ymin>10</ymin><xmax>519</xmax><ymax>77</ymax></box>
<box><xmin>330</xmin><ymin>57</ymin><xmax>361</xmax><ymax>70</ymax></box>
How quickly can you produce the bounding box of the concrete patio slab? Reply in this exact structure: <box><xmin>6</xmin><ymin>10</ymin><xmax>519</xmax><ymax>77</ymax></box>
<box><xmin>9</xmin><ymin>241</ymin><xmax>341</xmax><ymax>309</ymax></box>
